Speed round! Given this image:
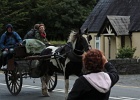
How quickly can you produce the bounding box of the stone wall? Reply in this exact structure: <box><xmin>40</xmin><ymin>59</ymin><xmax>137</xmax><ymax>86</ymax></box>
<box><xmin>109</xmin><ymin>59</ymin><xmax>140</xmax><ymax>74</ymax></box>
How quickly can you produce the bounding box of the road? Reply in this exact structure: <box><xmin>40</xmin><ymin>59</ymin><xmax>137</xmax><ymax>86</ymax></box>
<box><xmin>0</xmin><ymin>72</ymin><xmax>140</xmax><ymax>100</ymax></box>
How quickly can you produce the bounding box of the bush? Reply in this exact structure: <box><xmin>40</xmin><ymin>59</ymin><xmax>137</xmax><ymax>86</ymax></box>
<box><xmin>116</xmin><ymin>47</ymin><xmax>136</xmax><ymax>58</ymax></box>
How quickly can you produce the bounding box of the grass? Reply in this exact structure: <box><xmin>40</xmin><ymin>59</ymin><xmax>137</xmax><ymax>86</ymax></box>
<box><xmin>50</xmin><ymin>40</ymin><xmax>66</xmax><ymax>45</ymax></box>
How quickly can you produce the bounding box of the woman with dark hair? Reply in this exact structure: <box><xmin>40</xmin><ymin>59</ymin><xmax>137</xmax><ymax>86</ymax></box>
<box><xmin>67</xmin><ymin>49</ymin><xmax>119</xmax><ymax>100</ymax></box>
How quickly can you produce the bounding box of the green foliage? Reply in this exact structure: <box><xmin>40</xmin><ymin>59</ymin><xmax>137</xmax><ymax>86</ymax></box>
<box><xmin>0</xmin><ymin>0</ymin><xmax>32</xmax><ymax>37</ymax></box>
<box><xmin>0</xmin><ymin>0</ymin><xmax>97</xmax><ymax>40</ymax></box>
<box><xmin>116</xmin><ymin>47</ymin><xmax>136</xmax><ymax>58</ymax></box>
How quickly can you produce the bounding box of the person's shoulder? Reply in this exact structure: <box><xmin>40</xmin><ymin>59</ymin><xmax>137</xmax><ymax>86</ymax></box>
<box><xmin>74</xmin><ymin>76</ymin><xmax>93</xmax><ymax>89</ymax></box>
<box><xmin>34</xmin><ymin>30</ymin><xmax>39</xmax><ymax>35</ymax></box>
<box><xmin>12</xmin><ymin>31</ymin><xmax>21</xmax><ymax>37</ymax></box>
<box><xmin>28</xmin><ymin>29</ymin><xmax>37</xmax><ymax>34</ymax></box>
<box><xmin>27</xmin><ymin>29</ymin><xmax>33</xmax><ymax>34</ymax></box>
<box><xmin>30</xmin><ymin>29</ymin><xmax>35</xmax><ymax>32</ymax></box>
<box><xmin>76</xmin><ymin>76</ymin><xmax>86</xmax><ymax>82</ymax></box>
<box><xmin>1</xmin><ymin>32</ymin><xmax>6</xmax><ymax>36</ymax></box>
<box><xmin>0</xmin><ymin>32</ymin><xmax>7</xmax><ymax>41</ymax></box>
<box><xmin>12</xmin><ymin>31</ymin><xmax>18</xmax><ymax>34</ymax></box>
<box><xmin>34</xmin><ymin>29</ymin><xmax>38</xmax><ymax>33</ymax></box>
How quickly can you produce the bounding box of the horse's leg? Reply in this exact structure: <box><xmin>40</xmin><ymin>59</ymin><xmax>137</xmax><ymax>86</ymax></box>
<box><xmin>64</xmin><ymin>74</ymin><xmax>69</xmax><ymax>100</ymax></box>
<box><xmin>38</xmin><ymin>59</ymin><xmax>51</xmax><ymax>97</ymax></box>
<box><xmin>64</xmin><ymin>58</ymin><xmax>70</xmax><ymax>99</ymax></box>
<box><xmin>65</xmin><ymin>79</ymin><xmax>69</xmax><ymax>94</ymax></box>
<box><xmin>40</xmin><ymin>74</ymin><xmax>51</xmax><ymax>97</ymax></box>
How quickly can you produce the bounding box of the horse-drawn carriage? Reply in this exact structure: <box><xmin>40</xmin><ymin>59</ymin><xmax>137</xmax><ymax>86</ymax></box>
<box><xmin>1</xmin><ymin>29</ymin><xmax>92</xmax><ymax>96</ymax></box>
<box><xmin>2</xmin><ymin>39</ymin><xmax>58</xmax><ymax>96</ymax></box>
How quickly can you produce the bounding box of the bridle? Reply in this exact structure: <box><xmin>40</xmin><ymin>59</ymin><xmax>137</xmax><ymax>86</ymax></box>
<box><xmin>71</xmin><ymin>34</ymin><xmax>91</xmax><ymax>53</ymax></box>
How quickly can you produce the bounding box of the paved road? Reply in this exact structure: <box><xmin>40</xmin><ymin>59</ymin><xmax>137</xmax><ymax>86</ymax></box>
<box><xmin>63</xmin><ymin>73</ymin><xmax>140</xmax><ymax>87</ymax></box>
<box><xmin>1</xmin><ymin>71</ymin><xmax>140</xmax><ymax>100</ymax></box>
<box><xmin>1</xmin><ymin>70</ymin><xmax>140</xmax><ymax>87</ymax></box>
<box><xmin>117</xmin><ymin>74</ymin><xmax>140</xmax><ymax>87</ymax></box>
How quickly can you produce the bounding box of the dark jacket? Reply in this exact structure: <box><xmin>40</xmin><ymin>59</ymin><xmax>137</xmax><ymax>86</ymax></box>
<box><xmin>67</xmin><ymin>62</ymin><xmax>119</xmax><ymax>100</ymax></box>
<box><xmin>24</xmin><ymin>29</ymin><xmax>37</xmax><ymax>39</ymax></box>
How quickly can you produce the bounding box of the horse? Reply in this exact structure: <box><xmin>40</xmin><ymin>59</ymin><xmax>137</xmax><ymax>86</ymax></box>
<box><xmin>38</xmin><ymin>29</ymin><xmax>92</xmax><ymax>97</ymax></box>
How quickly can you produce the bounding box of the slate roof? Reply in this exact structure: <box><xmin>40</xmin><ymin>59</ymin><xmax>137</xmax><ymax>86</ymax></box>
<box><xmin>98</xmin><ymin>15</ymin><xmax>130</xmax><ymax>36</ymax></box>
<box><xmin>81</xmin><ymin>0</ymin><xmax>140</xmax><ymax>33</ymax></box>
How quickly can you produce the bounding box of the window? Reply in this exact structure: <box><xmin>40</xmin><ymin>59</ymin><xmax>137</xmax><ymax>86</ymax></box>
<box><xmin>121</xmin><ymin>36</ymin><xmax>125</xmax><ymax>48</ymax></box>
<box><xmin>95</xmin><ymin>36</ymin><xmax>100</xmax><ymax>50</ymax></box>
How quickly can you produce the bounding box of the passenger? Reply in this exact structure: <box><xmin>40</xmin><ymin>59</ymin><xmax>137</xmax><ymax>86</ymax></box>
<box><xmin>67</xmin><ymin>49</ymin><xmax>119</xmax><ymax>100</ymax></box>
<box><xmin>24</xmin><ymin>24</ymin><xmax>40</xmax><ymax>39</ymax></box>
<box><xmin>34</xmin><ymin>23</ymin><xmax>50</xmax><ymax>46</ymax></box>
<box><xmin>0</xmin><ymin>24</ymin><xmax>22</xmax><ymax>70</ymax></box>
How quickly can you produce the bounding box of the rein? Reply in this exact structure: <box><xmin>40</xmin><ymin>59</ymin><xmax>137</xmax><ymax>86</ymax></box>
<box><xmin>44</xmin><ymin>32</ymin><xmax>91</xmax><ymax>63</ymax></box>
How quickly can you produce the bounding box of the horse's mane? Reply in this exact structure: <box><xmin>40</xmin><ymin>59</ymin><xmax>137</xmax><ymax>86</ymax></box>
<box><xmin>67</xmin><ymin>31</ymin><xmax>77</xmax><ymax>43</ymax></box>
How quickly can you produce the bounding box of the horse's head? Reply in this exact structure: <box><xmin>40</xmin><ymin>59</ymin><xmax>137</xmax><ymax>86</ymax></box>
<box><xmin>79</xmin><ymin>28</ymin><xmax>92</xmax><ymax>51</ymax></box>
<box><xmin>67</xmin><ymin>28</ymin><xmax>92</xmax><ymax>55</ymax></box>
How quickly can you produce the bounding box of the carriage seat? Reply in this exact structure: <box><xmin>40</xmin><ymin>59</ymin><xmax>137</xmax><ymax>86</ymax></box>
<box><xmin>14</xmin><ymin>39</ymin><xmax>47</xmax><ymax>58</ymax></box>
<box><xmin>14</xmin><ymin>46</ymin><xmax>32</xmax><ymax>58</ymax></box>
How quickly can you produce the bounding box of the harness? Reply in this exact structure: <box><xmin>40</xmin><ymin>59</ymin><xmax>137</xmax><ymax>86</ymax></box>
<box><xmin>52</xmin><ymin>42</ymin><xmax>83</xmax><ymax>71</ymax></box>
<box><xmin>51</xmin><ymin>42</ymin><xmax>86</xmax><ymax>73</ymax></box>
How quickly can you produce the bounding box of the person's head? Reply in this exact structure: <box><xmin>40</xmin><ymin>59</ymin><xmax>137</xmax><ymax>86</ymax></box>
<box><xmin>34</xmin><ymin>24</ymin><xmax>40</xmax><ymax>30</ymax></box>
<box><xmin>38</xmin><ymin>24</ymin><xmax>45</xmax><ymax>33</ymax></box>
<box><xmin>82</xmin><ymin>49</ymin><xmax>105</xmax><ymax>73</ymax></box>
<box><xmin>6</xmin><ymin>24</ymin><xmax>13</xmax><ymax>33</ymax></box>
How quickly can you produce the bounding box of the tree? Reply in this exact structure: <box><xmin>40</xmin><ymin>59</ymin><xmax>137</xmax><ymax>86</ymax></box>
<box><xmin>0</xmin><ymin>0</ymin><xmax>97</xmax><ymax>40</ymax></box>
<box><xmin>0</xmin><ymin>0</ymin><xmax>31</xmax><ymax>37</ymax></box>
<box><xmin>35</xmin><ymin>0</ymin><xmax>96</xmax><ymax>40</ymax></box>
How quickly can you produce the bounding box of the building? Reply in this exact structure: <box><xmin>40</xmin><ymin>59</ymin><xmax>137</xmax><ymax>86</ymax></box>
<box><xmin>81</xmin><ymin>0</ymin><xmax>140</xmax><ymax>59</ymax></box>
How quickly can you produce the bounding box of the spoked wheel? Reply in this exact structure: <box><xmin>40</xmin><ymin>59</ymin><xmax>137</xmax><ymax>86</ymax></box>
<box><xmin>48</xmin><ymin>72</ymin><xmax>57</xmax><ymax>92</ymax></box>
<box><xmin>5</xmin><ymin>68</ymin><xmax>23</xmax><ymax>96</ymax></box>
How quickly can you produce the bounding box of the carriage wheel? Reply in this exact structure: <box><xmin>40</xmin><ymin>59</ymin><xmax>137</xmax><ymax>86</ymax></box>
<box><xmin>5</xmin><ymin>68</ymin><xmax>23</xmax><ymax>96</ymax></box>
<box><xmin>48</xmin><ymin>72</ymin><xmax>57</xmax><ymax>92</ymax></box>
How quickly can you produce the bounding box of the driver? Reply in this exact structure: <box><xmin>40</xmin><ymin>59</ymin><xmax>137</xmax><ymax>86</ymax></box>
<box><xmin>0</xmin><ymin>24</ymin><xmax>22</xmax><ymax>70</ymax></box>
